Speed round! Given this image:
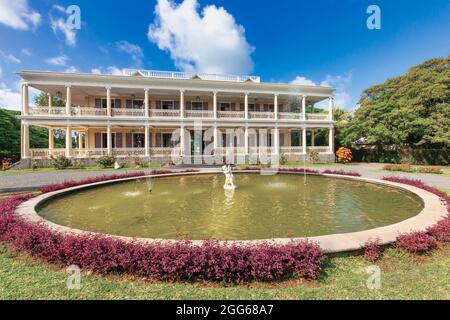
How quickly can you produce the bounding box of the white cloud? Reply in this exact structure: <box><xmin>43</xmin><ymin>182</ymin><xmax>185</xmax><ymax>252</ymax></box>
<box><xmin>320</xmin><ymin>73</ymin><xmax>352</xmax><ymax>109</ymax></box>
<box><xmin>53</xmin><ymin>4</ymin><xmax>66</xmax><ymax>13</ymax></box>
<box><xmin>0</xmin><ymin>66</ymin><xmax>2</xmax><ymax>78</ymax></box>
<box><xmin>148</xmin><ymin>0</ymin><xmax>254</xmax><ymax>74</ymax></box>
<box><xmin>0</xmin><ymin>51</ymin><xmax>21</xmax><ymax>64</ymax></box>
<box><xmin>291</xmin><ymin>72</ymin><xmax>353</xmax><ymax>109</ymax></box>
<box><xmin>45</xmin><ymin>55</ymin><xmax>69</xmax><ymax>66</ymax></box>
<box><xmin>0</xmin><ymin>83</ymin><xmax>21</xmax><ymax>110</ymax></box>
<box><xmin>290</xmin><ymin>76</ymin><xmax>317</xmax><ymax>86</ymax></box>
<box><xmin>0</xmin><ymin>0</ymin><xmax>41</xmax><ymax>31</ymax></box>
<box><xmin>90</xmin><ymin>66</ymin><xmax>123</xmax><ymax>75</ymax></box>
<box><xmin>65</xmin><ymin>66</ymin><xmax>79</xmax><ymax>73</ymax></box>
<box><xmin>21</xmin><ymin>48</ymin><xmax>32</xmax><ymax>56</ymax></box>
<box><xmin>91</xmin><ymin>68</ymin><xmax>102</xmax><ymax>74</ymax></box>
<box><xmin>50</xmin><ymin>16</ymin><xmax>76</xmax><ymax>47</ymax></box>
<box><xmin>116</xmin><ymin>41</ymin><xmax>144</xmax><ymax>68</ymax></box>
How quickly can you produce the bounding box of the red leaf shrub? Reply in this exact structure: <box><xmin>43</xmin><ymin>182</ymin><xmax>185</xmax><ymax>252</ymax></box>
<box><xmin>40</xmin><ymin>170</ymin><xmax>200</xmax><ymax>193</ymax></box>
<box><xmin>427</xmin><ymin>219</ymin><xmax>450</xmax><ymax>242</ymax></box>
<box><xmin>396</xmin><ymin>231</ymin><xmax>437</xmax><ymax>254</ymax></box>
<box><xmin>40</xmin><ymin>172</ymin><xmax>146</xmax><ymax>193</ymax></box>
<box><xmin>363</xmin><ymin>239</ymin><xmax>382</xmax><ymax>262</ymax></box>
<box><xmin>0</xmin><ymin>195</ymin><xmax>326</xmax><ymax>283</ymax></box>
<box><xmin>322</xmin><ymin>169</ymin><xmax>361</xmax><ymax>177</ymax></box>
<box><xmin>236</xmin><ymin>167</ymin><xmax>320</xmax><ymax>174</ymax></box>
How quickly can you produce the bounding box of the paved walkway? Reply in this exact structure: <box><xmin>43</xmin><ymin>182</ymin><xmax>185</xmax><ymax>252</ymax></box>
<box><xmin>0</xmin><ymin>163</ymin><xmax>449</xmax><ymax>192</ymax></box>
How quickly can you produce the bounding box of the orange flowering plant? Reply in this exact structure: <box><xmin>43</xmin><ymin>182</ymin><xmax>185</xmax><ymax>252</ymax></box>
<box><xmin>336</xmin><ymin>147</ymin><xmax>352</xmax><ymax>163</ymax></box>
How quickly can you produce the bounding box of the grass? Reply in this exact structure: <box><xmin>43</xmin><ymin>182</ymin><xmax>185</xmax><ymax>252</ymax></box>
<box><xmin>1</xmin><ymin>163</ymin><xmax>162</xmax><ymax>175</ymax></box>
<box><xmin>0</xmin><ymin>243</ymin><xmax>449</xmax><ymax>299</ymax></box>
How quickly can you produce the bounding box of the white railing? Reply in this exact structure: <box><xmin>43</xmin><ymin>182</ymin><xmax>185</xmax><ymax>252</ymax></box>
<box><xmin>123</xmin><ymin>69</ymin><xmax>260</xmax><ymax>83</ymax></box>
<box><xmin>150</xmin><ymin>109</ymin><xmax>180</xmax><ymax>117</ymax></box>
<box><xmin>150</xmin><ymin>147</ymin><xmax>173</xmax><ymax>157</ymax></box>
<box><xmin>218</xmin><ymin>111</ymin><xmax>245</xmax><ymax>119</ymax></box>
<box><xmin>72</xmin><ymin>148</ymin><xmax>108</xmax><ymax>158</ymax></box>
<box><xmin>307</xmin><ymin>146</ymin><xmax>330</xmax><ymax>153</ymax></box>
<box><xmin>112</xmin><ymin>108</ymin><xmax>145</xmax><ymax>117</ymax></box>
<box><xmin>76</xmin><ymin>107</ymin><xmax>107</xmax><ymax>117</ymax></box>
<box><xmin>306</xmin><ymin>113</ymin><xmax>330</xmax><ymax>120</ymax></box>
<box><xmin>281</xmin><ymin>146</ymin><xmax>303</xmax><ymax>154</ymax></box>
<box><xmin>279</xmin><ymin>112</ymin><xmax>301</xmax><ymax>120</ymax></box>
<box><xmin>29</xmin><ymin>107</ymin><xmax>66</xmax><ymax>116</ymax></box>
<box><xmin>30</xmin><ymin>148</ymin><xmax>66</xmax><ymax>159</ymax></box>
<box><xmin>185</xmin><ymin>110</ymin><xmax>214</xmax><ymax>118</ymax></box>
<box><xmin>249</xmin><ymin>112</ymin><xmax>275</xmax><ymax>119</ymax></box>
<box><xmin>112</xmin><ymin>148</ymin><xmax>145</xmax><ymax>157</ymax></box>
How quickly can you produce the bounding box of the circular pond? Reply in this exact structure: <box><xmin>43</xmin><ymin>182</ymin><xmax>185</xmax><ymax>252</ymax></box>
<box><xmin>37</xmin><ymin>174</ymin><xmax>424</xmax><ymax>240</ymax></box>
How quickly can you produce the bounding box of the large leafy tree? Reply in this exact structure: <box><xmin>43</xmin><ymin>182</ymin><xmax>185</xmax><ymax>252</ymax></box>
<box><xmin>340</xmin><ymin>56</ymin><xmax>450</xmax><ymax>148</ymax></box>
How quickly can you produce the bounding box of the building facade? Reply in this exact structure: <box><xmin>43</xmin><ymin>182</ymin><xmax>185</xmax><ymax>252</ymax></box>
<box><xmin>18</xmin><ymin>69</ymin><xmax>335</xmax><ymax>165</ymax></box>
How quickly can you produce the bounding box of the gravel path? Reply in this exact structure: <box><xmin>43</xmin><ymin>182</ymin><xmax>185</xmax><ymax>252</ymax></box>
<box><xmin>0</xmin><ymin>163</ymin><xmax>448</xmax><ymax>192</ymax></box>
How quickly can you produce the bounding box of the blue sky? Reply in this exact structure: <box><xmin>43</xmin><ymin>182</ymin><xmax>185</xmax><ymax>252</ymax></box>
<box><xmin>0</xmin><ymin>0</ymin><xmax>449</xmax><ymax>111</ymax></box>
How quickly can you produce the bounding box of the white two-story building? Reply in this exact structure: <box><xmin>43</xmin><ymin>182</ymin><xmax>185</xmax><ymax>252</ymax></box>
<box><xmin>18</xmin><ymin>69</ymin><xmax>335</xmax><ymax>165</ymax></box>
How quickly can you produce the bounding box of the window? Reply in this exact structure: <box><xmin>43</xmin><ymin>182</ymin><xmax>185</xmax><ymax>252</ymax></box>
<box><xmin>162</xmin><ymin>133</ymin><xmax>173</xmax><ymax>147</ymax></box>
<box><xmin>126</xmin><ymin>99</ymin><xmax>144</xmax><ymax>109</ymax></box>
<box><xmin>191</xmin><ymin>101</ymin><xmax>204</xmax><ymax>110</ymax></box>
<box><xmin>162</xmin><ymin>101</ymin><xmax>174</xmax><ymax>110</ymax></box>
<box><xmin>248</xmin><ymin>103</ymin><xmax>255</xmax><ymax>111</ymax></box>
<box><xmin>291</xmin><ymin>131</ymin><xmax>300</xmax><ymax>147</ymax></box>
<box><xmin>220</xmin><ymin>102</ymin><xmax>231</xmax><ymax>111</ymax></box>
<box><xmin>133</xmin><ymin>133</ymin><xmax>145</xmax><ymax>148</ymax></box>
<box><xmin>101</xmin><ymin>99</ymin><xmax>117</xmax><ymax>108</ymax></box>
<box><xmin>101</xmin><ymin>133</ymin><xmax>116</xmax><ymax>148</ymax></box>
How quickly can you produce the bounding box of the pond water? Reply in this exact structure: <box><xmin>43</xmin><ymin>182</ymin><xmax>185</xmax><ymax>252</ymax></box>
<box><xmin>38</xmin><ymin>174</ymin><xmax>423</xmax><ymax>240</ymax></box>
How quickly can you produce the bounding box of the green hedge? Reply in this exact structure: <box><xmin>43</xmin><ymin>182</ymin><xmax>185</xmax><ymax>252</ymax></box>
<box><xmin>352</xmin><ymin>148</ymin><xmax>449</xmax><ymax>165</ymax></box>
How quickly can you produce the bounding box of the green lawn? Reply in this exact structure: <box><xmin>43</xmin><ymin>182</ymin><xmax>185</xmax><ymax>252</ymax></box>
<box><xmin>1</xmin><ymin>243</ymin><xmax>449</xmax><ymax>300</ymax></box>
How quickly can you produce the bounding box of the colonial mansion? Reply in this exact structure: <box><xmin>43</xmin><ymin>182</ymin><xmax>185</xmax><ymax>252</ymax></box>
<box><xmin>18</xmin><ymin>69</ymin><xmax>335</xmax><ymax>165</ymax></box>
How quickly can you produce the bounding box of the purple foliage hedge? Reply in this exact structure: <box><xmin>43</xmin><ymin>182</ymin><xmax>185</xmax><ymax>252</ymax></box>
<box><xmin>363</xmin><ymin>239</ymin><xmax>382</xmax><ymax>262</ymax></box>
<box><xmin>396</xmin><ymin>231</ymin><xmax>437</xmax><ymax>254</ymax></box>
<box><xmin>383</xmin><ymin>177</ymin><xmax>450</xmax><ymax>253</ymax></box>
<box><xmin>40</xmin><ymin>170</ymin><xmax>200</xmax><ymax>194</ymax></box>
<box><xmin>0</xmin><ymin>195</ymin><xmax>326</xmax><ymax>283</ymax></box>
<box><xmin>322</xmin><ymin>169</ymin><xmax>362</xmax><ymax>177</ymax></box>
<box><xmin>237</xmin><ymin>167</ymin><xmax>320</xmax><ymax>174</ymax></box>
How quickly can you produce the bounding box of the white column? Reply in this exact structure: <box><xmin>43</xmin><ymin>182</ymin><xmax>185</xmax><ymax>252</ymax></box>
<box><xmin>274</xmin><ymin>94</ymin><xmax>278</xmax><ymax>120</ymax></box>
<box><xmin>213</xmin><ymin>126</ymin><xmax>219</xmax><ymax>150</ymax></box>
<box><xmin>244</xmin><ymin>93</ymin><xmax>249</xmax><ymax>119</ymax></box>
<box><xmin>48</xmin><ymin>93</ymin><xmax>52</xmax><ymax>115</ymax></box>
<box><xmin>49</xmin><ymin>128</ymin><xmax>54</xmax><ymax>149</ymax></box>
<box><xmin>22</xmin><ymin>84</ymin><xmax>29</xmax><ymax>115</ymax></box>
<box><xmin>85</xmin><ymin>129</ymin><xmax>90</xmax><ymax>149</ymax></box>
<box><xmin>328</xmin><ymin>96</ymin><xmax>334</xmax><ymax>121</ymax></box>
<box><xmin>144</xmin><ymin>89</ymin><xmax>150</xmax><ymax>118</ymax></box>
<box><xmin>213</xmin><ymin>91</ymin><xmax>218</xmax><ymax>119</ymax></box>
<box><xmin>106</xmin><ymin>87</ymin><xmax>111</xmax><ymax>117</ymax></box>
<box><xmin>145</xmin><ymin>125</ymin><xmax>150</xmax><ymax>157</ymax></box>
<box><xmin>77</xmin><ymin>132</ymin><xmax>82</xmax><ymax>149</ymax></box>
<box><xmin>302</xmin><ymin>127</ymin><xmax>307</xmax><ymax>154</ymax></box>
<box><xmin>65</xmin><ymin>86</ymin><xmax>71</xmax><ymax>116</ymax></box>
<box><xmin>180</xmin><ymin>125</ymin><xmax>185</xmax><ymax>156</ymax></box>
<box><xmin>311</xmin><ymin>130</ymin><xmax>315</xmax><ymax>147</ymax></box>
<box><xmin>302</xmin><ymin>95</ymin><xmax>306</xmax><ymax>121</ymax></box>
<box><xmin>179</xmin><ymin>90</ymin><xmax>185</xmax><ymax>118</ymax></box>
<box><xmin>329</xmin><ymin>127</ymin><xmax>334</xmax><ymax>154</ymax></box>
<box><xmin>244</xmin><ymin>127</ymin><xmax>249</xmax><ymax>155</ymax></box>
<box><xmin>22</xmin><ymin>124</ymin><xmax>30</xmax><ymax>159</ymax></box>
<box><xmin>65</xmin><ymin>125</ymin><xmax>72</xmax><ymax>158</ymax></box>
<box><xmin>107</xmin><ymin>125</ymin><xmax>112</xmax><ymax>156</ymax></box>
<box><xmin>273</xmin><ymin>127</ymin><xmax>279</xmax><ymax>155</ymax></box>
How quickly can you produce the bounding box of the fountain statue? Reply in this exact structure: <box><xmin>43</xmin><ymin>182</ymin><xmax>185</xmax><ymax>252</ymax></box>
<box><xmin>222</xmin><ymin>165</ymin><xmax>236</xmax><ymax>190</ymax></box>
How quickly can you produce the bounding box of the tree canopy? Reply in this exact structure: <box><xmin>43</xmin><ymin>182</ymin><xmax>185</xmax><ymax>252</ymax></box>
<box><xmin>340</xmin><ymin>56</ymin><xmax>450</xmax><ymax>148</ymax></box>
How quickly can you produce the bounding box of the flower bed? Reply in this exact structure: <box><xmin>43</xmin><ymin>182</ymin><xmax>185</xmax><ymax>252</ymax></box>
<box><xmin>383</xmin><ymin>176</ymin><xmax>450</xmax><ymax>253</ymax></box>
<box><xmin>236</xmin><ymin>167</ymin><xmax>320</xmax><ymax>174</ymax></box>
<box><xmin>40</xmin><ymin>170</ymin><xmax>200</xmax><ymax>194</ymax></box>
<box><xmin>383</xmin><ymin>164</ymin><xmax>443</xmax><ymax>174</ymax></box>
<box><xmin>0</xmin><ymin>195</ymin><xmax>325</xmax><ymax>283</ymax></box>
<box><xmin>322</xmin><ymin>169</ymin><xmax>362</xmax><ymax>177</ymax></box>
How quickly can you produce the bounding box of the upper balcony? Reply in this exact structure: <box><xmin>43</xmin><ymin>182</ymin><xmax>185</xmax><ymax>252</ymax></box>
<box><xmin>19</xmin><ymin>71</ymin><xmax>334</xmax><ymax>122</ymax></box>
